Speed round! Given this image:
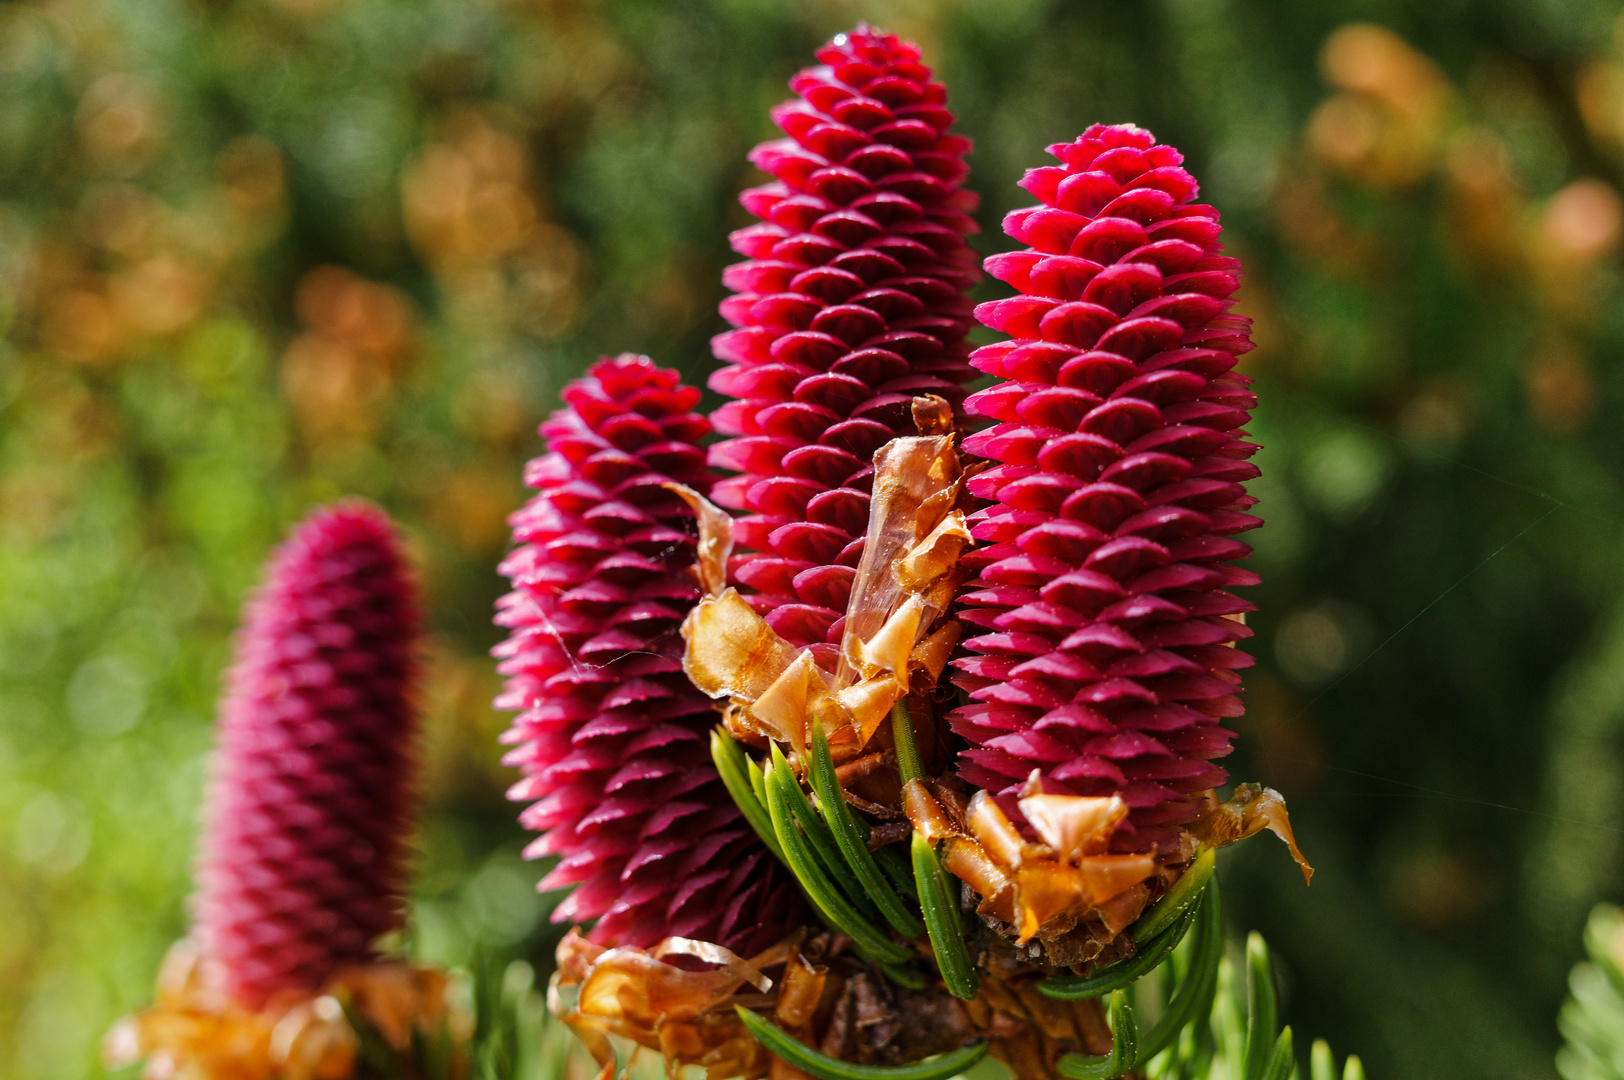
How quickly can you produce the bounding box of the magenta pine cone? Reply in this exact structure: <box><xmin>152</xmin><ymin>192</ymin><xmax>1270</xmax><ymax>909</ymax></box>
<box><xmin>494</xmin><ymin>354</ymin><xmax>798</xmax><ymax>954</ymax></box>
<box><xmin>710</xmin><ymin>26</ymin><xmax>981</xmax><ymax>656</ymax></box>
<box><xmin>194</xmin><ymin>501</ymin><xmax>421</xmax><ymax>1009</ymax></box>
<box><xmin>950</xmin><ymin>123</ymin><xmax>1261</xmax><ymax>855</ymax></box>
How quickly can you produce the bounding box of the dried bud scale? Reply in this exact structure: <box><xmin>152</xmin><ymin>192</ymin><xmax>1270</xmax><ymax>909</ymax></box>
<box><xmin>494</xmin><ymin>354</ymin><xmax>798</xmax><ymax>954</ymax></box>
<box><xmin>196</xmin><ymin>500</ymin><xmax>422</xmax><ymax>1007</ymax></box>
<box><xmin>949</xmin><ymin>123</ymin><xmax>1261</xmax><ymax>854</ymax></box>
<box><xmin>710</xmin><ymin>25</ymin><xmax>981</xmax><ymax>656</ymax></box>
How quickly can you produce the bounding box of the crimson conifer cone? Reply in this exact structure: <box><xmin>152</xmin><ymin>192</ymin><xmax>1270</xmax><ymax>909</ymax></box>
<box><xmin>194</xmin><ymin>501</ymin><xmax>421</xmax><ymax>1009</ymax></box>
<box><xmin>711</xmin><ymin>26</ymin><xmax>980</xmax><ymax>657</ymax></box>
<box><xmin>950</xmin><ymin>124</ymin><xmax>1261</xmax><ymax>855</ymax></box>
<box><xmin>495</xmin><ymin>354</ymin><xmax>798</xmax><ymax>953</ymax></box>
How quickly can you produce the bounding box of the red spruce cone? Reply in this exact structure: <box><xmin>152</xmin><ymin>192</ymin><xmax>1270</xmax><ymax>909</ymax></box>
<box><xmin>949</xmin><ymin>124</ymin><xmax>1261</xmax><ymax>855</ymax></box>
<box><xmin>495</xmin><ymin>354</ymin><xmax>798</xmax><ymax>953</ymax></box>
<box><xmin>710</xmin><ymin>25</ymin><xmax>981</xmax><ymax>658</ymax></box>
<box><xmin>194</xmin><ymin>501</ymin><xmax>421</xmax><ymax>1009</ymax></box>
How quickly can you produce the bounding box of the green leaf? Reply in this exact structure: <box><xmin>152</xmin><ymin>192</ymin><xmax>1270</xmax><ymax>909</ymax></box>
<box><xmin>763</xmin><ymin>746</ymin><xmax>911</xmax><ymax>965</ymax></box>
<box><xmin>1246</xmin><ymin>933</ymin><xmax>1278</xmax><ymax>1080</ymax></box>
<box><xmin>808</xmin><ymin>722</ymin><xmax>925</xmax><ymax>937</ymax></box>
<box><xmin>734</xmin><ymin>1006</ymin><xmax>989</xmax><ymax>1080</ymax></box>
<box><xmin>911</xmin><ymin>830</ymin><xmax>979</xmax><ymax>1001</ymax></box>
<box><xmin>1040</xmin><ymin>902</ymin><xmax>1199</xmax><ymax>1001</ymax></box>
<box><xmin>710</xmin><ymin>728</ymin><xmax>786</xmax><ymax>866</ymax></box>
<box><xmin>1057</xmin><ymin>989</ymin><xmax>1139</xmax><ymax>1079</ymax></box>
<box><xmin>1342</xmin><ymin>1056</ymin><xmax>1366</xmax><ymax>1080</ymax></box>
<box><xmin>1131</xmin><ymin>848</ymin><xmax>1216</xmax><ymax>944</ymax></box>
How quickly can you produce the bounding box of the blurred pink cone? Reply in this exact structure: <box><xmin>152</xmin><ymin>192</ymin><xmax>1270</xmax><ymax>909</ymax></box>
<box><xmin>195</xmin><ymin>500</ymin><xmax>421</xmax><ymax>1008</ymax></box>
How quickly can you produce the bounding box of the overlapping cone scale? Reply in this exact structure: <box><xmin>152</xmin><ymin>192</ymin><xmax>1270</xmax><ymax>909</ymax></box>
<box><xmin>711</xmin><ymin>25</ymin><xmax>981</xmax><ymax>659</ymax></box>
<box><xmin>495</xmin><ymin>354</ymin><xmax>798</xmax><ymax>954</ymax></box>
<box><xmin>194</xmin><ymin>501</ymin><xmax>421</xmax><ymax>1009</ymax></box>
<box><xmin>949</xmin><ymin>123</ymin><xmax>1261</xmax><ymax>854</ymax></box>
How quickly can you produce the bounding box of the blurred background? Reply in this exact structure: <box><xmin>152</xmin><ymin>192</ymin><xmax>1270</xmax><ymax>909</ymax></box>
<box><xmin>3</xmin><ymin>0</ymin><xmax>1624</xmax><ymax>1076</ymax></box>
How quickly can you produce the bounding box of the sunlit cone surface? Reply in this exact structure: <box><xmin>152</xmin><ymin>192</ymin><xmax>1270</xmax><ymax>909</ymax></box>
<box><xmin>951</xmin><ymin>123</ymin><xmax>1261</xmax><ymax>854</ymax></box>
<box><xmin>194</xmin><ymin>501</ymin><xmax>421</xmax><ymax>1008</ymax></box>
<box><xmin>711</xmin><ymin>25</ymin><xmax>980</xmax><ymax>656</ymax></box>
<box><xmin>495</xmin><ymin>354</ymin><xmax>798</xmax><ymax>952</ymax></box>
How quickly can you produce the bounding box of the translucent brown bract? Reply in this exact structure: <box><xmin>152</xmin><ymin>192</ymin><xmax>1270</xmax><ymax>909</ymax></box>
<box><xmin>681</xmin><ymin>429</ymin><xmax>968</xmax><ymax>762</ymax></box>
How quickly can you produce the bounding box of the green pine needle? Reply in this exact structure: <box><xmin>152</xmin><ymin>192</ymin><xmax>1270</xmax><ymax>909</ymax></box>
<box><xmin>763</xmin><ymin>744</ymin><xmax>911</xmax><ymax>965</ymax></box>
<box><xmin>734</xmin><ymin>1006</ymin><xmax>989</xmax><ymax>1080</ymax></box>
<box><xmin>770</xmin><ymin>743</ymin><xmax>881</xmax><ymax>919</ymax></box>
<box><xmin>1245</xmin><ymin>934</ymin><xmax>1278</xmax><ymax>1080</ymax></box>
<box><xmin>911</xmin><ymin>829</ymin><xmax>979</xmax><ymax>1001</ymax></box>
<box><xmin>890</xmin><ymin>700</ymin><xmax>925</xmax><ymax>785</ymax></box>
<box><xmin>710</xmin><ymin>727</ymin><xmax>787</xmax><ymax>866</ymax></box>
<box><xmin>1558</xmin><ymin>904</ymin><xmax>1624</xmax><ymax>1080</ymax></box>
<box><xmin>1058</xmin><ymin>989</ymin><xmax>1139</xmax><ymax>1079</ymax></box>
<box><xmin>1041</xmin><ymin>851</ymin><xmax>1216</xmax><ymax>1003</ymax></box>
<box><xmin>1138</xmin><ymin>886</ymin><xmax>1224</xmax><ymax>1064</ymax></box>
<box><xmin>808</xmin><ymin>723</ymin><xmax>925</xmax><ymax>938</ymax></box>
<box><xmin>1133</xmin><ymin>848</ymin><xmax>1217</xmax><ymax>944</ymax></box>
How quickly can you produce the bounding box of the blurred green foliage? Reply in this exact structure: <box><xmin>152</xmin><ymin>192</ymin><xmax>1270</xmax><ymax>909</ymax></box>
<box><xmin>1557</xmin><ymin>904</ymin><xmax>1624</xmax><ymax>1080</ymax></box>
<box><xmin>6</xmin><ymin>0</ymin><xmax>1624</xmax><ymax>1078</ymax></box>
